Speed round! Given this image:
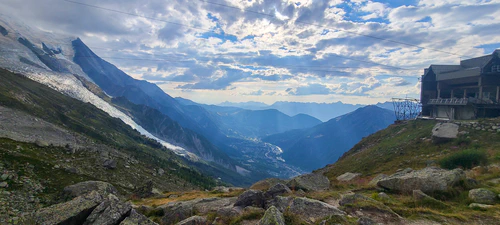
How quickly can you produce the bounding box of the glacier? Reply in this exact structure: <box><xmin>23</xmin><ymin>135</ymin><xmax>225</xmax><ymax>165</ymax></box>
<box><xmin>0</xmin><ymin>13</ymin><xmax>200</xmax><ymax>161</ymax></box>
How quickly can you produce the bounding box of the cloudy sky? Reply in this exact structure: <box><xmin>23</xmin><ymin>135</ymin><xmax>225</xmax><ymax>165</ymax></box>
<box><xmin>1</xmin><ymin>0</ymin><xmax>500</xmax><ymax>104</ymax></box>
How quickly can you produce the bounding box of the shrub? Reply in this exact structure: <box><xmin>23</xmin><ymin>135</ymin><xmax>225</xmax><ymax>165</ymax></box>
<box><xmin>439</xmin><ymin>149</ymin><xmax>488</xmax><ymax>170</ymax></box>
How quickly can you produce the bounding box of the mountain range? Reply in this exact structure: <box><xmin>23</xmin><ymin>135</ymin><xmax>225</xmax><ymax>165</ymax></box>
<box><xmin>215</xmin><ymin>100</ymin><xmax>395</xmax><ymax>122</ymax></box>
<box><xmin>0</xmin><ymin>14</ymin><xmax>396</xmax><ymax>186</ymax></box>
<box><xmin>263</xmin><ymin>105</ymin><xmax>395</xmax><ymax>171</ymax></box>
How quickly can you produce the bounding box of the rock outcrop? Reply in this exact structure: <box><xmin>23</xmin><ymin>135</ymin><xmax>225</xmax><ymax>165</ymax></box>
<box><xmin>469</xmin><ymin>188</ymin><xmax>497</xmax><ymax>204</ymax></box>
<box><xmin>368</xmin><ymin>174</ymin><xmax>388</xmax><ymax>186</ymax></box>
<box><xmin>258</xmin><ymin>206</ymin><xmax>285</xmax><ymax>225</ymax></box>
<box><xmin>33</xmin><ymin>191</ymin><xmax>104</xmax><ymax>225</ymax></box>
<box><xmin>268</xmin><ymin>196</ymin><xmax>345</xmax><ymax>223</ymax></box>
<box><xmin>120</xmin><ymin>209</ymin><xmax>158</xmax><ymax>225</ymax></box>
<box><xmin>34</xmin><ymin>182</ymin><xmax>156</xmax><ymax>225</ymax></box>
<box><xmin>287</xmin><ymin>173</ymin><xmax>330</xmax><ymax>191</ymax></box>
<box><xmin>377</xmin><ymin>167</ymin><xmax>465</xmax><ymax>194</ymax></box>
<box><xmin>264</xmin><ymin>183</ymin><xmax>292</xmax><ymax>199</ymax></box>
<box><xmin>83</xmin><ymin>194</ymin><xmax>132</xmax><ymax>225</ymax></box>
<box><xmin>103</xmin><ymin>159</ymin><xmax>117</xmax><ymax>169</ymax></box>
<box><xmin>160</xmin><ymin>197</ymin><xmax>236</xmax><ymax>225</ymax></box>
<box><xmin>63</xmin><ymin>181</ymin><xmax>119</xmax><ymax>200</ymax></box>
<box><xmin>234</xmin><ymin>190</ymin><xmax>266</xmax><ymax>208</ymax></box>
<box><xmin>336</xmin><ymin>172</ymin><xmax>361</xmax><ymax>182</ymax></box>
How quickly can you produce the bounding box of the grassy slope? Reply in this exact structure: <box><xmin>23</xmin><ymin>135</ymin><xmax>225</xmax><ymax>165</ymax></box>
<box><xmin>322</xmin><ymin>119</ymin><xmax>500</xmax><ymax>179</ymax></box>
<box><xmin>0</xmin><ymin>68</ymin><xmax>216</xmax><ymax>190</ymax></box>
<box><xmin>316</xmin><ymin>119</ymin><xmax>500</xmax><ymax>223</ymax></box>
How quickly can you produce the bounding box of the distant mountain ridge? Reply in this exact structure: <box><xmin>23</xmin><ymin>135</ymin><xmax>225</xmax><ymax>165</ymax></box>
<box><xmin>175</xmin><ymin>97</ymin><xmax>322</xmax><ymax>138</ymax></box>
<box><xmin>214</xmin><ymin>100</ymin><xmax>395</xmax><ymax>122</ymax></box>
<box><xmin>263</xmin><ymin>105</ymin><xmax>395</xmax><ymax>172</ymax></box>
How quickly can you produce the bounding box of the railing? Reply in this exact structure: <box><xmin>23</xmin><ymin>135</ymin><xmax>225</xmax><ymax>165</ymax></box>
<box><xmin>427</xmin><ymin>97</ymin><xmax>498</xmax><ymax>105</ymax></box>
<box><xmin>428</xmin><ymin>98</ymin><xmax>468</xmax><ymax>105</ymax></box>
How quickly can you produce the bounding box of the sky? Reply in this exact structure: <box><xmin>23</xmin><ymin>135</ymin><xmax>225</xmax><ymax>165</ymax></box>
<box><xmin>1</xmin><ymin>0</ymin><xmax>500</xmax><ymax>105</ymax></box>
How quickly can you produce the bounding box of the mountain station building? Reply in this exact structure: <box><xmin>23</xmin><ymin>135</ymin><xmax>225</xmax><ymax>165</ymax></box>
<box><xmin>420</xmin><ymin>49</ymin><xmax>500</xmax><ymax>120</ymax></box>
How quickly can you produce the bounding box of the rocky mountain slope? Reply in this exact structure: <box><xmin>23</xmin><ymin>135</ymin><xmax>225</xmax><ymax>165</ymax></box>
<box><xmin>0</xmin><ymin>68</ymin><xmax>221</xmax><ymax>223</ymax></box>
<box><xmin>263</xmin><ymin>105</ymin><xmax>395</xmax><ymax>171</ymax></box>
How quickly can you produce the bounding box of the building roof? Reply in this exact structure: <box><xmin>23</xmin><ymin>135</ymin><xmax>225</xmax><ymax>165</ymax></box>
<box><xmin>423</xmin><ymin>49</ymin><xmax>499</xmax><ymax>80</ymax></box>
<box><xmin>461</xmin><ymin>55</ymin><xmax>493</xmax><ymax>69</ymax></box>
<box><xmin>429</xmin><ymin>65</ymin><xmax>462</xmax><ymax>74</ymax></box>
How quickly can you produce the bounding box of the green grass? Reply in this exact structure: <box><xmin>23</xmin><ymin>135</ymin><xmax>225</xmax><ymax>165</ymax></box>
<box><xmin>439</xmin><ymin>149</ymin><xmax>488</xmax><ymax>169</ymax></box>
<box><xmin>323</xmin><ymin>119</ymin><xmax>500</xmax><ymax>181</ymax></box>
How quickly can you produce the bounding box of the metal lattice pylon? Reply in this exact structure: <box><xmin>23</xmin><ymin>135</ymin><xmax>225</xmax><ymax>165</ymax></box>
<box><xmin>392</xmin><ymin>98</ymin><xmax>421</xmax><ymax>121</ymax></box>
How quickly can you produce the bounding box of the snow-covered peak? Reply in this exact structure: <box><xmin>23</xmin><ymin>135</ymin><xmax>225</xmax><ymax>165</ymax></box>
<box><xmin>0</xmin><ymin>13</ymin><xmax>194</xmax><ymax>161</ymax></box>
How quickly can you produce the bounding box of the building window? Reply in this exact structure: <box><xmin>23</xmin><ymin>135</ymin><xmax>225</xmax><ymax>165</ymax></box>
<box><xmin>492</xmin><ymin>65</ymin><xmax>500</xmax><ymax>72</ymax></box>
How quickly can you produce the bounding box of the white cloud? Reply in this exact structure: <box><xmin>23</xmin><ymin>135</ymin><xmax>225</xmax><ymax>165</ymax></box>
<box><xmin>2</xmin><ymin>0</ymin><xmax>500</xmax><ymax>104</ymax></box>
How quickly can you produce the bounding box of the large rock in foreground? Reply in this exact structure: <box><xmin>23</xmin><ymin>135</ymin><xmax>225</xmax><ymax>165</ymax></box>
<box><xmin>84</xmin><ymin>194</ymin><xmax>132</xmax><ymax>225</ymax></box>
<box><xmin>33</xmin><ymin>191</ymin><xmax>104</xmax><ymax>224</ymax></box>
<box><xmin>377</xmin><ymin>167</ymin><xmax>465</xmax><ymax>194</ymax></box>
<box><xmin>287</xmin><ymin>173</ymin><xmax>330</xmax><ymax>191</ymax></box>
<box><xmin>432</xmin><ymin>123</ymin><xmax>459</xmax><ymax>143</ymax></box>
<box><xmin>63</xmin><ymin>181</ymin><xmax>119</xmax><ymax>199</ymax></box>
<box><xmin>258</xmin><ymin>206</ymin><xmax>285</xmax><ymax>225</ymax></box>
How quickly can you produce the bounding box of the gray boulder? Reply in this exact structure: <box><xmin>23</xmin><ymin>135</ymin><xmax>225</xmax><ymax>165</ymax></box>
<box><xmin>287</xmin><ymin>173</ymin><xmax>330</xmax><ymax>191</ymax></box>
<box><xmin>160</xmin><ymin>201</ymin><xmax>194</xmax><ymax>225</ymax></box>
<box><xmin>412</xmin><ymin>190</ymin><xmax>430</xmax><ymax>201</ymax></box>
<box><xmin>160</xmin><ymin>197</ymin><xmax>235</xmax><ymax>224</ymax></box>
<box><xmin>336</xmin><ymin>172</ymin><xmax>361</xmax><ymax>182</ymax></box>
<box><xmin>469</xmin><ymin>188</ymin><xmax>497</xmax><ymax>204</ymax></box>
<box><xmin>269</xmin><ymin>197</ymin><xmax>345</xmax><ymax>223</ymax></box>
<box><xmin>258</xmin><ymin>206</ymin><xmax>285</xmax><ymax>225</ymax></box>
<box><xmin>120</xmin><ymin>209</ymin><xmax>158</xmax><ymax>225</ymax></box>
<box><xmin>264</xmin><ymin>183</ymin><xmax>292</xmax><ymax>199</ymax></box>
<box><xmin>103</xmin><ymin>159</ymin><xmax>117</xmax><ymax>169</ymax></box>
<box><xmin>234</xmin><ymin>190</ymin><xmax>265</xmax><ymax>208</ymax></box>
<box><xmin>368</xmin><ymin>174</ymin><xmax>388</xmax><ymax>186</ymax></box>
<box><xmin>194</xmin><ymin>197</ymin><xmax>236</xmax><ymax>214</ymax></box>
<box><xmin>63</xmin><ymin>181</ymin><xmax>119</xmax><ymax>199</ymax></box>
<box><xmin>216</xmin><ymin>206</ymin><xmax>243</xmax><ymax>218</ymax></box>
<box><xmin>33</xmin><ymin>191</ymin><xmax>104</xmax><ymax>225</ymax></box>
<box><xmin>175</xmin><ymin>216</ymin><xmax>207</xmax><ymax>225</ymax></box>
<box><xmin>377</xmin><ymin>167</ymin><xmax>465</xmax><ymax>194</ymax></box>
<box><xmin>432</xmin><ymin>123</ymin><xmax>459</xmax><ymax>143</ymax></box>
<box><xmin>412</xmin><ymin>190</ymin><xmax>449</xmax><ymax>209</ymax></box>
<box><xmin>84</xmin><ymin>194</ymin><xmax>132</xmax><ymax>225</ymax></box>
